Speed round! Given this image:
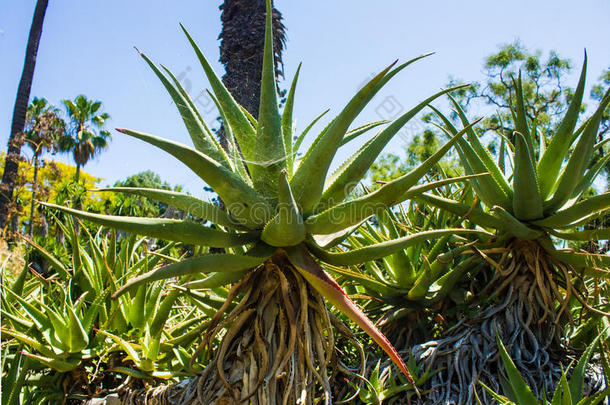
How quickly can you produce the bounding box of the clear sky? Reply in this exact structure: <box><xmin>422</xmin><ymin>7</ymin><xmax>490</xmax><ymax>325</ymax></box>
<box><xmin>1</xmin><ymin>0</ymin><xmax>609</xmax><ymax>198</ymax></box>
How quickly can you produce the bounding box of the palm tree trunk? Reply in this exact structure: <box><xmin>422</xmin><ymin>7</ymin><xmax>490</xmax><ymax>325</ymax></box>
<box><xmin>0</xmin><ymin>0</ymin><xmax>49</xmax><ymax>231</ymax></box>
<box><xmin>217</xmin><ymin>0</ymin><xmax>286</xmax><ymax>148</ymax></box>
<box><xmin>75</xmin><ymin>163</ymin><xmax>81</xmax><ymax>183</ymax></box>
<box><xmin>28</xmin><ymin>154</ymin><xmax>40</xmax><ymax>236</ymax></box>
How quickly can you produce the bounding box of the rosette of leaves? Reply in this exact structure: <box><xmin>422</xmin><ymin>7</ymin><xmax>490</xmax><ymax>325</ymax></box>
<box><xmin>330</xmin><ymin>197</ymin><xmax>487</xmax><ymax>348</ymax></box>
<box><xmin>41</xmin><ymin>1</ymin><xmax>488</xmax><ymax>402</ymax></box>
<box><xmin>411</xmin><ymin>55</ymin><xmax>610</xmax><ymax>403</ymax></box>
<box><xmin>0</xmin><ymin>218</ymin><xmax>193</xmax><ymax>403</ymax></box>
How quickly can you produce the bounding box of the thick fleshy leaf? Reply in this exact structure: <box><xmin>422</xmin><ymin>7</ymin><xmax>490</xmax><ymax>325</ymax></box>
<box><xmin>408</xmin><ymin>244</ymin><xmax>474</xmax><ymax>300</ymax></box>
<box><xmin>338</xmin><ymin>120</ymin><xmax>389</xmax><ymax>147</ymax></box>
<box><xmin>252</xmin><ymin>0</ymin><xmax>286</xmax><ymax>200</ymax></box>
<box><xmin>495</xmin><ymin>330</ymin><xmax>539</xmax><ymax>405</ymax></box>
<box><xmin>0</xmin><ymin>329</ymin><xmax>57</xmax><ymax>358</ymax></box>
<box><xmin>180</xmin><ymin>24</ymin><xmax>256</xmax><ymax>164</ymax></box>
<box><xmin>311</xmin><ymin>216</ymin><xmax>372</xmax><ymax>249</ymax></box>
<box><xmin>569</xmin><ymin>333</ymin><xmax>602</xmax><ymax>402</ymax></box>
<box><xmin>182</xmin><ymin>270</ymin><xmax>249</xmax><ymax>290</ymax></box>
<box><xmin>306</xmin><ymin>123</ymin><xmax>474</xmax><ymax>235</ymax></box>
<box><xmin>207</xmin><ymin>91</ymin><xmax>251</xmax><ymax>183</ymax></box>
<box><xmin>550</xmin><ymin>228</ymin><xmax>610</xmax><ymax>241</ymax></box>
<box><xmin>319</xmin><ymin>85</ymin><xmax>468</xmax><ymax>208</ymax></box>
<box><xmin>292</xmin><ymin>54</ymin><xmax>432</xmax><ymax>214</ymax></box>
<box><xmin>546</xmin><ymin>91</ymin><xmax>610</xmax><ymax>212</ymax></box>
<box><xmin>448</xmin><ymin>95</ymin><xmax>513</xmax><ymax>198</ymax></box>
<box><xmin>40</xmin><ymin>202</ymin><xmax>257</xmax><ymax>247</ymax></box>
<box><xmin>136</xmin><ymin>50</ymin><xmax>228</xmax><ymax>166</ymax></box>
<box><xmin>282</xmin><ymin>63</ymin><xmax>301</xmax><ymax>176</ymax></box>
<box><xmin>261</xmin><ymin>170</ymin><xmax>306</xmax><ymax>247</ymax></box>
<box><xmin>424</xmin><ymin>257</ymin><xmax>482</xmax><ymax>304</ymax></box>
<box><xmin>5</xmin><ymin>289</ymin><xmax>51</xmax><ymax>332</ymax></box>
<box><xmin>396</xmin><ymin>174</ymin><xmax>490</xmax><ymax>206</ymax></box>
<box><xmin>325</xmin><ymin>264</ymin><xmax>399</xmax><ymax>296</ymax></box>
<box><xmin>415</xmin><ymin>193</ymin><xmax>504</xmax><ymax>230</ymax></box>
<box><xmin>22</xmin><ymin>352</ymin><xmax>79</xmax><ymax>373</ymax></box>
<box><xmin>498</xmin><ymin>136</ymin><xmax>506</xmax><ymax>174</ymax></box>
<box><xmin>534</xmin><ymin>192</ymin><xmax>610</xmax><ymax>228</ymax></box>
<box><xmin>512</xmin><ymin>72</ymin><xmax>534</xmax><ymax>158</ymax></box>
<box><xmin>293</xmin><ymin>109</ymin><xmax>329</xmax><ymax>155</ymax></box>
<box><xmin>284</xmin><ymin>245</ymin><xmax>418</xmax><ymax>391</ymax></box>
<box><xmin>512</xmin><ymin>131</ymin><xmax>543</xmax><ymax>220</ymax></box>
<box><xmin>163</xmin><ymin>66</ymin><xmax>231</xmax><ymax>167</ymax></box>
<box><xmin>538</xmin><ymin>54</ymin><xmax>587</xmax><ymax>198</ymax></box>
<box><xmin>569</xmin><ymin>151</ymin><xmax>610</xmax><ymax>203</ymax></box>
<box><xmin>310</xmin><ymin>229</ymin><xmax>488</xmax><ymax>266</ymax></box>
<box><xmin>546</xmin><ymin>248</ymin><xmax>610</xmax><ymax>271</ymax></box>
<box><xmin>67</xmin><ymin>306</ymin><xmax>89</xmax><ymax>353</ymax></box>
<box><xmin>94</xmin><ymin>187</ymin><xmax>243</xmax><ymax>230</ymax></box>
<box><xmin>431</xmin><ymin>107</ymin><xmax>511</xmax><ymax>208</ymax></box>
<box><xmin>491</xmin><ymin>206</ymin><xmax>542</xmax><ymax>240</ymax></box>
<box><xmin>116</xmin><ymin>128</ymin><xmax>272</xmax><ymax>227</ymax></box>
<box><xmin>375</xmin><ymin>208</ymin><xmax>416</xmax><ymax>287</ymax></box>
<box><xmin>96</xmin><ymin>329</ymin><xmax>141</xmax><ymax>364</ymax></box>
<box><xmin>18</xmin><ymin>233</ymin><xmax>70</xmax><ymax>280</ymax></box>
<box><xmin>112</xmin><ymin>253</ymin><xmax>268</xmax><ymax>299</ymax></box>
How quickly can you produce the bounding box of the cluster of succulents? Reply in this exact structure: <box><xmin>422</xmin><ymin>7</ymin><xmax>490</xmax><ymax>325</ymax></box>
<box><xmin>2</xmin><ymin>1</ymin><xmax>609</xmax><ymax>404</ymax></box>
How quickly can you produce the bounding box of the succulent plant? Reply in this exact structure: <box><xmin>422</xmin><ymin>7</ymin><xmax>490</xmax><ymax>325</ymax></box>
<box><xmin>477</xmin><ymin>331</ymin><xmax>610</xmax><ymax>405</ymax></box>
<box><xmin>409</xmin><ymin>55</ymin><xmax>610</xmax><ymax>403</ymax></box>
<box><xmin>41</xmin><ymin>0</ymin><xmax>490</xmax><ymax>402</ymax></box>
<box><xmin>0</xmin><ymin>218</ymin><xmax>184</xmax><ymax>376</ymax></box>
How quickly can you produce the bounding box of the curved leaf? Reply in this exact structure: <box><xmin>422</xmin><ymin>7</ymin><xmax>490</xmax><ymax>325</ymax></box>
<box><xmin>94</xmin><ymin>187</ymin><xmax>243</xmax><ymax>230</ymax></box>
<box><xmin>284</xmin><ymin>245</ymin><xmax>418</xmax><ymax>391</ymax></box>
<box><xmin>306</xmin><ymin>123</ymin><xmax>475</xmax><ymax>235</ymax></box>
<box><xmin>534</xmin><ymin>192</ymin><xmax>610</xmax><ymax>228</ymax></box>
<box><xmin>40</xmin><ymin>202</ymin><xmax>257</xmax><ymax>247</ymax></box>
<box><xmin>320</xmin><ymin>85</ymin><xmax>468</xmax><ymax>208</ymax></box>
<box><xmin>252</xmin><ymin>0</ymin><xmax>286</xmax><ymax>200</ymax></box>
<box><xmin>116</xmin><ymin>128</ymin><xmax>271</xmax><ymax>227</ymax></box>
<box><xmin>261</xmin><ymin>170</ymin><xmax>306</xmax><ymax>247</ymax></box>
<box><xmin>538</xmin><ymin>54</ymin><xmax>587</xmax><ymax>198</ymax></box>
<box><xmin>282</xmin><ymin>63</ymin><xmax>301</xmax><ymax>176</ymax></box>
<box><xmin>113</xmin><ymin>253</ymin><xmax>268</xmax><ymax>299</ymax></box>
<box><xmin>310</xmin><ymin>229</ymin><xmax>488</xmax><ymax>266</ymax></box>
<box><xmin>180</xmin><ymin>24</ymin><xmax>256</xmax><ymax>163</ymax></box>
<box><xmin>292</xmin><ymin>54</ymin><xmax>432</xmax><ymax>214</ymax></box>
<box><xmin>512</xmin><ymin>131</ymin><xmax>543</xmax><ymax>220</ymax></box>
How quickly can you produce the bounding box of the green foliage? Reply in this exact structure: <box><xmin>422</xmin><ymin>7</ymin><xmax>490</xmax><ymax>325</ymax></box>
<box><xmin>41</xmin><ymin>0</ymin><xmax>484</xmax><ymax>386</ymax></box>
<box><xmin>420</xmin><ymin>58</ymin><xmax>610</xmax><ymax>270</ymax></box>
<box><xmin>59</xmin><ymin>94</ymin><xmax>111</xmax><ymax>181</ymax></box>
<box><xmin>476</xmin><ymin>332</ymin><xmax>610</xmax><ymax>405</ymax></box>
<box><xmin>23</xmin><ymin>98</ymin><xmax>65</xmax><ymax>160</ymax></box>
<box><xmin>1</xmin><ymin>216</ymin><xmax>220</xmax><ymax>402</ymax></box>
<box><xmin>102</xmin><ymin>170</ymin><xmax>182</xmax><ymax>218</ymax></box>
<box><xmin>449</xmin><ymin>41</ymin><xmax>576</xmax><ymax>141</ymax></box>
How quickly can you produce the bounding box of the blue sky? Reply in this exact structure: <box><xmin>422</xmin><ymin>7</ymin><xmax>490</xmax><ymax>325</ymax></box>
<box><xmin>1</xmin><ymin>0</ymin><xmax>609</xmax><ymax>198</ymax></box>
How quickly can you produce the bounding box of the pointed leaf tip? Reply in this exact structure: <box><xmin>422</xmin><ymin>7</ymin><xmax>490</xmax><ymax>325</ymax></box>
<box><xmin>285</xmin><ymin>246</ymin><xmax>419</xmax><ymax>394</ymax></box>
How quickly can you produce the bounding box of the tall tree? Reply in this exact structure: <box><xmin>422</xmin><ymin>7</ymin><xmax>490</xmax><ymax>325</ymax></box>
<box><xmin>218</xmin><ymin>0</ymin><xmax>286</xmax><ymax>118</ymax></box>
<box><xmin>59</xmin><ymin>95</ymin><xmax>111</xmax><ymax>182</ymax></box>
<box><xmin>23</xmin><ymin>97</ymin><xmax>65</xmax><ymax>235</ymax></box>
<box><xmin>0</xmin><ymin>0</ymin><xmax>50</xmax><ymax>231</ymax></box>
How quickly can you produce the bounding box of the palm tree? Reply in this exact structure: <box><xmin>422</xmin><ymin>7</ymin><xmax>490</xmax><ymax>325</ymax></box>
<box><xmin>59</xmin><ymin>95</ymin><xmax>111</xmax><ymax>182</ymax></box>
<box><xmin>217</xmin><ymin>0</ymin><xmax>285</xmax><ymax>148</ymax></box>
<box><xmin>23</xmin><ymin>97</ymin><xmax>65</xmax><ymax>235</ymax></box>
<box><xmin>0</xmin><ymin>0</ymin><xmax>50</xmax><ymax>231</ymax></box>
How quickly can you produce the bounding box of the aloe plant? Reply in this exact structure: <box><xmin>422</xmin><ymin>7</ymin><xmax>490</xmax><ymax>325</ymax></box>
<box><xmin>410</xmin><ymin>55</ymin><xmax>610</xmax><ymax>403</ymax></box>
<box><xmin>0</xmin><ymin>217</ymin><xmax>211</xmax><ymax>403</ymax></box>
<box><xmin>333</xmin><ymin>195</ymin><xmax>486</xmax><ymax>346</ymax></box>
<box><xmin>475</xmin><ymin>329</ymin><xmax>610</xmax><ymax>405</ymax></box>
<box><xmin>38</xmin><ymin>0</ymin><xmax>493</xmax><ymax>402</ymax></box>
